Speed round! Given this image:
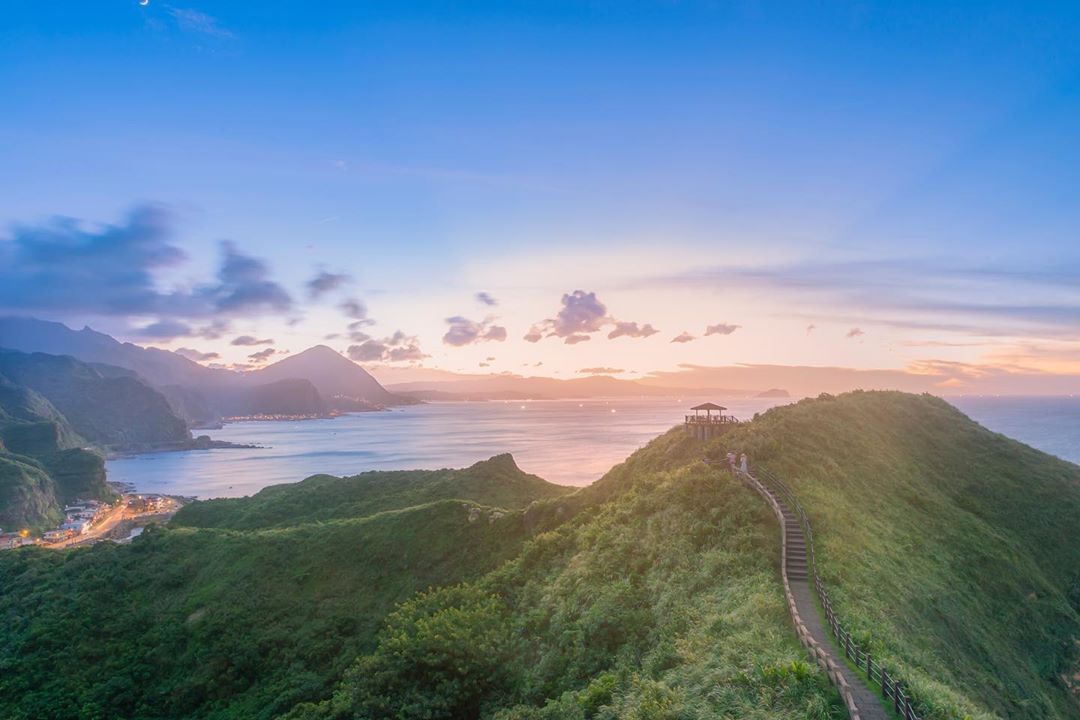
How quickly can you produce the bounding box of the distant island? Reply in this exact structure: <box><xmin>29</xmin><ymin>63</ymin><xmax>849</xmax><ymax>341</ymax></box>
<box><xmin>755</xmin><ymin>388</ymin><xmax>790</xmax><ymax>398</ymax></box>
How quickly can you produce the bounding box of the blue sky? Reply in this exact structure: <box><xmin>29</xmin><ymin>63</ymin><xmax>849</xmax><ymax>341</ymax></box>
<box><xmin>2</xmin><ymin>1</ymin><xmax>1079</xmax><ymax>389</ymax></box>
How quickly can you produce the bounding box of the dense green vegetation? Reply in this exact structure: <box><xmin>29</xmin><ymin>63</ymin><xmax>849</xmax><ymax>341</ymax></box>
<box><xmin>0</xmin><ymin>458</ymin><xmax>568</xmax><ymax>719</ymax></box>
<box><xmin>0</xmin><ymin>372</ymin><xmax>113</xmax><ymax>531</ymax></box>
<box><xmin>2</xmin><ymin>391</ymin><xmax>1078</xmax><ymax>720</ymax></box>
<box><xmin>0</xmin><ymin>451</ymin><xmax>63</xmax><ymax>531</ymax></box>
<box><xmin>289</xmin><ymin>431</ymin><xmax>844</xmax><ymax>720</ymax></box>
<box><xmin>718</xmin><ymin>391</ymin><xmax>1080</xmax><ymax>719</ymax></box>
<box><xmin>174</xmin><ymin>454</ymin><xmax>572</xmax><ymax>530</ymax></box>
<box><xmin>0</xmin><ymin>349</ymin><xmax>190</xmax><ymax>448</ymax></box>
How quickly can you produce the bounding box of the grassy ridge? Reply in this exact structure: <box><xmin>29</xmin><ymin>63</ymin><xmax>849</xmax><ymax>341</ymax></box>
<box><xmin>173</xmin><ymin>454</ymin><xmax>571</xmax><ymax>531</ymax></box>
<box><xmin>1</xmin><ymin>391</ymin><xmax>1076</xmax><ymax>719</ymax></box>
<box><xmin>0</xmin><ymin>499</ymin><xmax>533</xmax><ymax>719</ymax></box>
<box><xmin>722</xmin><ymin>391</ymin><xmax>1080</xmax><ymax>719</ymax></box>
<box><xmin>290</xmin><ymin>430</ymin><xmax>845</xmax><ymax>720</ymax></box>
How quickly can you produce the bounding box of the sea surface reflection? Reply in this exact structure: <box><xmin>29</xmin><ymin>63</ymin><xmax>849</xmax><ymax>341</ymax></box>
<box><xmin>107</xmin><ymin>395</ymin><xmax>1080</xmax><ymax>498</ymax></box>
<box><xmin>107</xmin><ymin>397</ymin><xmax>788</xmax><ymax>497</ymax></box>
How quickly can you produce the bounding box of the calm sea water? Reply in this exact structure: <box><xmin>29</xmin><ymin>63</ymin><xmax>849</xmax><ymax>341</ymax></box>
<box><xmin>107</xmin><ymin>397</ymin><xmax>787</xmax><ymax>497</ymax></box>
<box><xmin>107</xmin><ymin>396</ymin><xmax>1080</xmax><ymax>498</ymax></box>
<box><xmin>949</xmin><ymin>396</ymin><xmax>1080</xmax><ymax>466</ymax></box>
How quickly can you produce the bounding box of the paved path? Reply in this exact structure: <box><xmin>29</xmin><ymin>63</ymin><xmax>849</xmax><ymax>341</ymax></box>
<box><xmin>772</xmin><ymin>492</ymin><xmax>889</xmax><ymax>720</ymax></box>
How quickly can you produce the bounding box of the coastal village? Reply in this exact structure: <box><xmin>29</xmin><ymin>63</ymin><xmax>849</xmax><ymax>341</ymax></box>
<box><xmin>0</xmin><ymin>491</ymin><xmax>183</xmax><ymax>551</ymax></box>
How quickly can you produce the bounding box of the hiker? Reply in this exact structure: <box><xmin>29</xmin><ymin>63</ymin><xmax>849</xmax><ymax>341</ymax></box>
<box><xmin>727</xmin><ymin>451</ymin><xmax>736</xmax><ymax>469</ymax></box>
<box><xmin>739</xmin><ymin>453</ymin><xmax>748</xmax><ymax>474</ymax></box>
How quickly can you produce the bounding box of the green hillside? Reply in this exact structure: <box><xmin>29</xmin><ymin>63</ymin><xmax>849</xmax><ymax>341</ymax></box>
<box><xmin>0</xmin><ymin>375</ymin><xmax>84</xmax><ymax>452</ymax></box>
<box><xmin>0</xmin><ymin>373</ymin><xmax>113</xmax><ymax>531</ymax></box>
<box><xmin>292</xmin><ymin>430</ymin><xmax>845</xmax><ymax>720</ymax></box>
<box><xmin>285</xmin><ymin>392</ymin><xmax>1080</xmax><ymax>720</ymax></box>
<box><xmin>0</xmin><ymin>452</ymin><xmax>63</xmax><ymax>531</ymax></box>
<box><xmin>719</xmin><ymin>391</ymin><xmax>1080</xmax><ymax>719</ymax></box>
<box><xmin>0</xmin><ymin>455</ymin><xmax>570</xmax><ymax>719</ymax></box>
<box><xmin>1</xmin><ymin>391</ymin><xmax>1077</xmax><ymax>720</ymax></box>
<box><xmin>0</xmin><ymin>499</ymin><xmax>537</xmax><ymax>719</ymax></box>
<box><xmin>0</xmin><ymin>349</ymin><xmax>190</xmax><ymax>449</ymax></box>
<box><xmin>173</xmin><ymin>454</ymin><xmax>571</xmax><ymax>530</ymax></box>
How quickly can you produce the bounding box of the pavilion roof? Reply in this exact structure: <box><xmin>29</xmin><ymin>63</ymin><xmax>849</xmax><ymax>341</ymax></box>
<box><xmin>690</xmin><ymin>402</ymin><xmax>727</xmax><ymax>411</ymax></box>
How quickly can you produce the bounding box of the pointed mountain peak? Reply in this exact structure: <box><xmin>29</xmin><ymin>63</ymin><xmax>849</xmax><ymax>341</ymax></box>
<box><xmin>251</xmin><ymin>345</ymin><xmax>398</xmax><ymax>404</ymax></box>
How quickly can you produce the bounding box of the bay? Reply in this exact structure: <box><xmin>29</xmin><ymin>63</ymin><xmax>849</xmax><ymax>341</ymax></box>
<box><xmin>107</xmin><ymin>397</ymin><xmax>785</xmax><ymax>497</ymax></box>
<box><xmin>107</xmin><ymin>395</ymin><xmax>1080</xmax><ymax>499</ymax></box>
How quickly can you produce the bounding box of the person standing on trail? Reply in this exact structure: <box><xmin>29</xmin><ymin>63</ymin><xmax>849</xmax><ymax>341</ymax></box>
<box><xmin>727</xmin><ymin>451</ymin><xmax>736</xmax><ymax>469</ymax></box>
<box><xmin>739</xmin><ymin>453</ymin><xmax>748</xmax><ymax>474</ymax></box>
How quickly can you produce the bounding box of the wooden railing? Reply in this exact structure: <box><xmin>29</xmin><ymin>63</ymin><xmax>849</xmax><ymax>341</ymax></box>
<box><xmin>684</xmin><ymin>415</ymin><xmax>740</xmax><ymax>425</ymax></box>
<box><xmin>754</xmin><ymin>466</ymin><xmax>924</xmax><ymax>720</ymax></box>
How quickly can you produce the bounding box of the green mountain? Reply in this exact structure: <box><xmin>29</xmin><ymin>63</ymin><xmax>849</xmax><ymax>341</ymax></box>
<box><xmin>0</xmin><ymin>455</ymin><xmax>571</xmax><ymax>719</ymax></box>
<box><xmin>291</xmin><ymin>392</ymin><xmax>1080</xmax><ymax>720</ymax></box>
<box><xmin>1</xmin><ymin>392</ymin><xmax>1078</xmax><ymax>720</ymax></box>
<box><xmin>0</xmin><ymin>373</ymin><xmax>113</xmax><ymax>531</ymax></box>
<box><xmin>0</xmin><ymin>452</ymin><xmax>62</xmax><ymax>532</ymax></box>
<box><xmin>173</xmin><ymin>454</ymin><xmax>571</xmax><ymax>531</ymax></box>
<box><xmin>0</xmin><ymin>349</ymin><xmax>190</xmax><ymax>449</ymax></box>
<box><xmin>291</xmin><ymin>433</ymin><xmax>846</xmax><ymax>720</ymax></box>
<box><xmin>723</xmin><ymin>391</ymin><xmax>1080</xmax><ymax>719</ymax></box>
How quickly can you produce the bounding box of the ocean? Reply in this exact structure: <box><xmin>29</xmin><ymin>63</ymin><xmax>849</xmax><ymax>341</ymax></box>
<box><xmin>106</xmin><ymin>395</ymin><xmax>1080</xmax><ymax>498</ymax></box>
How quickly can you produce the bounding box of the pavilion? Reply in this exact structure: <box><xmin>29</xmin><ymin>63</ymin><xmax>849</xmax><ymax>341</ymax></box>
<box><xmin>685</xmin><ymin>402</ymin><xmax>739</xmax><ymax>440</ymax></box>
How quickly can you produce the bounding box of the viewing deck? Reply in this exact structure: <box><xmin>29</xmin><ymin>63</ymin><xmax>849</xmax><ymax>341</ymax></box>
<box><xmin>684</xmin><ymin>402</ymin><xmax>740</xmax><ymax>439</ymax></box>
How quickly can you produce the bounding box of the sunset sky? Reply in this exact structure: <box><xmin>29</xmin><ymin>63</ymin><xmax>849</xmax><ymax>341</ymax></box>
<box><xmin>3</xmin><ymin>1</ymin><xmax>1080</xmax><ymax>393</ymax></box>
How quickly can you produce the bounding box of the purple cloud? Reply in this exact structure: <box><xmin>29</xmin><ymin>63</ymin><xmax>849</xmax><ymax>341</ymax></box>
<box><xmin>138</xmin><ymin>319</ymin><xmax>193</xmax><ymax>339</ymax></box>
<box><xmin>174</xmin><ymin>347</ymin><xmax>220</xmax><ymax>362</ymax></box>
<box><xmin>527</xmin><ymin>290</ymin><xmax>658</xmax><ymax>345</ymax></box>
<box><xmin>671</xmin><ymin>332</ymin><xmax>695</xmax><ymax>343</ymax></box>
<box><xmin>0</xmin><ymin>205</ymin><xmax>293</xmax><ymax>323</ymax></box>
<box><xmin>306</xmin><ymin>269</ymin><xmax>351</xmax><ymax>299</ymax></box>
<box><xmin>248</xmin><ymin>348</ymin><xmax>279</xmax><ymax>363</ymax></box>
<box><xmin>608</xmin><ymin>321</ymin><xmax>659</xmax><ymax>339</ymax></box>
<box><xmin>443</xmin><ymin>316</ymin><xmax>508</xmax><ymax>346</ymax></box>
<box><xmin>347</xmin><ymin>331</ymin><xmax>426</xmax><ymax>363</ymax></box>
<box><xmin>340</xmin><ymin>297</ymin><xmax>375</xmax><ymax>326</ymax></box>
<box><xmin>231</xmin><ymin>335</ymin><xmax>274</xmax><ymax>346</ymax></box>
<box><xmin>704</xmin><ymin>323</ymin><xmax>740</xmax><ymax>336</ymax></box>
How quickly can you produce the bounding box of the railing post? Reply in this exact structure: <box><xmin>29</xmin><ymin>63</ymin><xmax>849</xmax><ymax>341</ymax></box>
<box><xmin>754</xmin><ymin>465</ymin><xmax>922</xmax><ymax>720</ymax></box>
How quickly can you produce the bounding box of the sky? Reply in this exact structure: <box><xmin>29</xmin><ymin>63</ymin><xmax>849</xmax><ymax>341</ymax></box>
<box><xmin>2</xmin><ymin>1</ymin><xmax>1080</xmax><ymax>393</ymax></box>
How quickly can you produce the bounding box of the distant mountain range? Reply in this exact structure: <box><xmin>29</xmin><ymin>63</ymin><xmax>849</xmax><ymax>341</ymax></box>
<box><xmin>0</xmin><ymin>317</ymin><xmax>415</xmax><ymax>425</ymax></box>
<box><xmin>0</xmin><ymin>317</ymin><xmax>790</xmax><ymax>416</ymax></box>
<box><xmin>388</xmin><ymin>375</ymin><xmax>790</xmax><ymax>401</ymax></box>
